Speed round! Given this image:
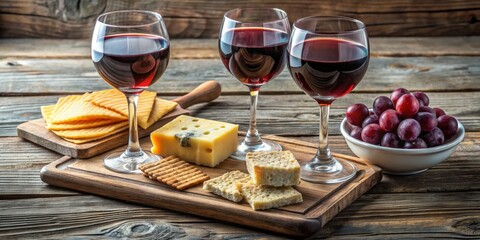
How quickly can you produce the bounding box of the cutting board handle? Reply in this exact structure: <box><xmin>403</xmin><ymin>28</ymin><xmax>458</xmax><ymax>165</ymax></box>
<box><xmin>173</xmin><ymin>80</ymin><xmax>222</xmax><ymax>109</ymax></box>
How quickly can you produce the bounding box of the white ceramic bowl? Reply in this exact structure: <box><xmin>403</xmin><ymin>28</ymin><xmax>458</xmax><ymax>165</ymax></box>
<box><xmin>340</xmin><ymin>118</ymin><xmax>465</xmax><ymax>175</ymax></box>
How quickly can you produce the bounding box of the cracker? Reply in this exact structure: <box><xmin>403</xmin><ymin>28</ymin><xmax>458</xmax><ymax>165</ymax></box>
<box><xmin>202</xmin><ymin>170</ymin><xmax>251</xmax><ymax>202</ymax></box>
<box><xmin>50</xmin><ymin>94</ymin><xmax>127</xmax><ymax>124</ymax></box>
<box><xmin>140</xmin><ymin>156</ymin><xmax>209</xmax><ymax>190</ymax></box>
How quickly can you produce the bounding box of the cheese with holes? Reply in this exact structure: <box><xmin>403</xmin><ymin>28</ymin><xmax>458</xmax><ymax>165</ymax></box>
<box><xmin>150</xmin><ymin>115</ymin><xmax>238</xmax><ymax>167</ymax></box>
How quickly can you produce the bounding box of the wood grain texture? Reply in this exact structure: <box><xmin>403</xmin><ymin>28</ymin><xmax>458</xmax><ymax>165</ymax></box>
<box><xmin>3</xmin><ymin>92</ymin><xmax>479</xmax><ymax>137</ymax></box>
<box><xmin>38</xmin><ymin>136</ymin><xmax>382</xmax><ymax>236</ymax></box>
<box><xmin>1</xmin><ymin>36</ymin><xmax>480</xmax><ymax>238</ymax></box>
<box><xmin>1</xmin><ymin>192</ymin><xmax>479</xmax><ymax>239</ymax></box>
<box><xmin>1</xmin><ymin>56</ymin><xmax>480</xmax><ymax>96</ymax></box>
<box><xmin>0</xmin><ymin>0</ymin><xmax>479</xmax><ymax>38</ymax></box>
<box><xmin>1</xmin><ymin>133</ymin><xmax>479</xmax><ymax>199</ymax></box>
<box><xmin>2</xmin><ymin>38</ymin><xmax>480</xmax><ymax>59</ymax></box>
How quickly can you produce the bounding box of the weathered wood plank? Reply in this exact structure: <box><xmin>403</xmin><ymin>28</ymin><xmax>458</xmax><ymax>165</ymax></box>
<box><xmin>1</xmin><ymin>132</ymin><xmax>478</xmax><ymax>198</ymax></box>
<box><xmin>0</xmin><ymin>39</ymin><xmax>219</xmax><ymax>59</ymax></box>
<box><xmin>1</xmin><ymin>93</ymin><xmax>478</xmax><ymax>137</ymax></box>
<box><xmin>0</xmin><ymin>0</ymin><xmax>479</xmax><ymax>38</ymax></box>
<box><xmin>0</xmin><ymin>192</ymin><xmax>479</xmax><ymax>238</ymax></box>
<box><xmin>2</xmin><ymin>37</ymin><xmax>480</xmax><ymax>59</ymax></box>
<box><xmin>1</xmin><ymin>56</ymin><xmax>479</xmax><ymax>96</ymax></box>
<box><xmin>0</xmin><ymin>195</ymin><xmax>282</xmax><ymax>239</ymax></box>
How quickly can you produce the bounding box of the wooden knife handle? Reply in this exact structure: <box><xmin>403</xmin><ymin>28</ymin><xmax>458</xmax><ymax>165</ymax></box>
<box><xmin>173</xmin><ymin>80</ymin><xmax>222</xmax><ymax>109</ymax></box>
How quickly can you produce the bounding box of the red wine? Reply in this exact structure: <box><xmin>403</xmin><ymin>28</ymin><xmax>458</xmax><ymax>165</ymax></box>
<box><xmin>219</xmin><ymin>27</ymin><xmax>289</xmax><ymax>90</ymax></box>
<box><xmin>92</xmin><ymin>33</ymin><xmax>170</xmax><ymax>94</ymax></box>
<box><xmin>288</xmin><ymin>38</ymin><xmax>369</xmax><ymax>104</ymax></box>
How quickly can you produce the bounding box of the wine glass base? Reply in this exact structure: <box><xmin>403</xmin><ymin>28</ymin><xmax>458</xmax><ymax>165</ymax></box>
<box><xmin>230</xmin><ymin>139</ymin><xmax>282</xmax><ymax>160</ymax></box>
<box><xmin>300</xmin><ymin>158</ymin><xmax>357</xmax><ymax>184</ymax></box>
<box><xmin>104</xmin><ymin>150</ymin><xmax>160</xmax><ymax>174</ymax></box>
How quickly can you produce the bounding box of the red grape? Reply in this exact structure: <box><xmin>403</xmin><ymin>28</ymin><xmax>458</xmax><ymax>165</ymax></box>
<box><xmin>412</xmin><ymin>91</ymin><xmax>429</xmax><ymax>106</ymax></box>
<box><xmin>346</xmin><ymin>103</ymin><xmax>369</xmax><ymax>127</ymax></box>
<box><xmin>361</xmin><ymin>124</ymin><xmax>384</xmax><ymax>145</ymax></box>
<box><xmin>381</xmin><ymin>132</ymin><xmax>403</xmax><ymax>148</ymax></box>
<box><xmin>379</xmin><ymin>109</ymin><xmax>401</xmax><ymax>132</ymax></box>
<box><xmin>397</xmin><ymin>119</ymin><xmax>421</xmax><ymax>142</ymax></box>
<box><xmin>391</xmin><ymin>88</ymin><xmax>410</xmax><ymax>106</ymax></box>
<box><xmin>396</xmin><ymin>94</ymin><xmax>420</xmax><ymax>118</ymax></box>
<box><xmin>404</xmin><ymin>138</ymin><xmax>427</xmax><ymax>149</ymax></box>
<box><xmin>350</xmin><ymin>126</ymin><xmax>363</xmax><ymax>140</ymax></box>
<box><xmin>344</xmin><ymin>87</ymin><xmax>458</xmax><ymax>149</ymax></box>
<box><xmin>415</xmin><ymin>112</ymin><xmax>437</xmax><ymax>132</ymax></box>
<box><xmin>437</xmin><ymin>115</ymin><xmax>458</xmax><ymax>138</ymax></box>
<box><xmin>373</xmin><ymin>96</ymin><xmax>394</xmax><ymax>116</ymax></box>
<box><xmin>421</xmin><ymin>127</ymin><xmax>445</xmax><ymax>147</ymax></box>
<box><xmin>362</xmin><ymin>114</ymin><xmax>379</xmax><ymax>127</ymax></box>
<box><xmin>418</xmin><ymin>106</ymin><xmax>436</xmax><ymax>117</ymax></box>
<box><xmin>433</xmin><ymin>107</ymin><xmax>446</xmax><ymax>117</ymax></box>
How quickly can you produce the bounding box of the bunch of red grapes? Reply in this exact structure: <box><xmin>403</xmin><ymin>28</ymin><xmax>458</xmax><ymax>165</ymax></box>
<box><xmin>346</xmin><ymin>88</ymin><xmax>459</xmax><ymax>149</ymax></box>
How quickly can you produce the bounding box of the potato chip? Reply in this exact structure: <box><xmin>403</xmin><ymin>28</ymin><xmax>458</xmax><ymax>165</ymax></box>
<box><xmin>52</xmin><ymin>121</ymin><xmax>128</xmax><ymax>139</ymax></box>
<box><xmin>50</xmin><ymin>94</ymin><xmax>126</xmax><ymax>124</ymax></box>
<box><xmin>141</xmin><ymin>98</ymin><xmax>178</xmax><ymax>129</ymax></box>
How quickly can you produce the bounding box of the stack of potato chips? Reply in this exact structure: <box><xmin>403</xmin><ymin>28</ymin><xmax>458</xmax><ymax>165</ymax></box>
<box><xmin>41</xmin><ymin>89</ymin><xmax>177</xmax><ymax>144</ymax></box>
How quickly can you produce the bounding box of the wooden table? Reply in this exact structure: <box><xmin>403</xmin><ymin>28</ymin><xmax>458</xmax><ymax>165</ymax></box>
<box><xmin>1</xmin><ymin>37</ymin><xmax>479</xmax><ymax>239</ymax></box>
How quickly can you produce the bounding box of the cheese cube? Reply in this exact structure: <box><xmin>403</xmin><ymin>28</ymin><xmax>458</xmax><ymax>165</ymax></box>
<box><xmin>150</xmin><ymin>115</ymin><xmax>238</xmax><ymax>167</ymax></box>
<box><xmin>246</xmin><ymin>151</ymin><xmax>301</xmax><ymax>186</ymax></box>
<box><xmin>236</xmin><ymin>181</ymin><xmax>303</xmax><ymax>210</ymax></box>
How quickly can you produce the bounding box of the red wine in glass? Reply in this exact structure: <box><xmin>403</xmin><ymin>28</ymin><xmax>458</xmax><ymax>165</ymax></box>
<box><xmin>219</xmin><ymin>27</ymin><xmax>289</xmax><ymax>91</ymax></box>
<box><xmin>92</xmin><ymin>10</ymin><xmax>170</xmax><ymax>174</ymax></box>
<box><xmin>218</xmin><ymin>8</ymin><xmax>290</xmax><ymax>160</ymax></box>
<box><xmin>287</xmin><ymin>16</ymin><xmax>369</xmax><ymax>183</ymax></box>
<box><xmin>288</xmin><ymin>38</ymin><xmax>369</xmax><ymax>104</ymax></box>
<box><xmin>93</xmin><ymin>33</ymin><xmax>170</xmax><ymax>94</ymax></box>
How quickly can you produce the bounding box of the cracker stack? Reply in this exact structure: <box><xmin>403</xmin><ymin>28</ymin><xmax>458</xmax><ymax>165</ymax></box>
<box><xmin>41</xmin><ymin>89</ymin><xmax>177</xmax><ymax>144</ymax></box>
<box><xmin>139</xmin><ymin>156</ymin><xmax>210</xmax><ymax>190</ymax></box>
<box><xmin>203</xmin><ymin>150</ymin><xmax>303</xmax><ymax>211</ymax></box>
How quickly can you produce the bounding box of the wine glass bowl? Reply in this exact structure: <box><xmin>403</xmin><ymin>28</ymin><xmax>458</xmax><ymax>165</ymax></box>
<box><xmin>91</xmin><ymin>10</ymin><xmax>170</xmax><ymax>173</ymax></box>
<box><xmin>287</xmin><ymin>16</ymin><xmax>370</xmax><ymax>183</ymax></box>
<box><xmin>218</xmin><ymin>8</ymin><xmax>290</xmax><ymax>160</ymax></box>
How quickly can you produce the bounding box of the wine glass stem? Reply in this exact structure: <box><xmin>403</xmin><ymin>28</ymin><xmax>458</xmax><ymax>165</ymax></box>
<box><xmin>313</xmin><ymin>104</ymin><xmax>334</xmax><ymax>164</ymax></box>
<box><xmin>245</xmin><ymin>89</ymin><xmax>262</xmax><ymax>146</ymax></box>
<box><xmin>125</xmin><ymin>94</ymin><xmax>143</xmax><ymax>157</ymax></box>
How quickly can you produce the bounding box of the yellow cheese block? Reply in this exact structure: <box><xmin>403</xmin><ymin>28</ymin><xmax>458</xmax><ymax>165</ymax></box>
<box><xmin>150</xmin><ymin>115</ymin><xmax>238</xmax><ymax>167</ymax></box>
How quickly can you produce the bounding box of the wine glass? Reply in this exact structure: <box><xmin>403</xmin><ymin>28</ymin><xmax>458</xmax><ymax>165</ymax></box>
<box><xmin>218</xmin><ymin>8</ymin><xmax>290</xmax><ymax>160</ymax></box>
<box><xmin>91</xmin><ymin>10</ymin><xmax>170</xmax><ymax>173</ymax></box>
<box><xmin>287</xmin><ymin>16</ymin><xmax>370</xmax><ymax>183</ymax></box>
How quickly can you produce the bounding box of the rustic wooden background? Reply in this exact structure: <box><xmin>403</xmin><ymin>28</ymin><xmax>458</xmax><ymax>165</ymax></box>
<box><xmin>0</xmin><ymin>0</ymin><xmax>479</xmax><ymax>38</ymax></box>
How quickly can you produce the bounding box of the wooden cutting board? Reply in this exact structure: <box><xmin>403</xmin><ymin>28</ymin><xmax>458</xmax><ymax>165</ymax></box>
<box><xmin>40</xmin><ymin>135</ymin><xmax>382</xmax><ymax>237</ymax></box>
<box><xmin>17</xmin><ymin>81</ymin><xmax>221</xmax><ymax>159</ymax></box>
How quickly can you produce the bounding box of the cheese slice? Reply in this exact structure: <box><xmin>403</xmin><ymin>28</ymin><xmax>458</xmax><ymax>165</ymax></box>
<box><xmin>150</xmin><ymin>115</ymin><xmax>238</xmax><ymax>167</ymax></box>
